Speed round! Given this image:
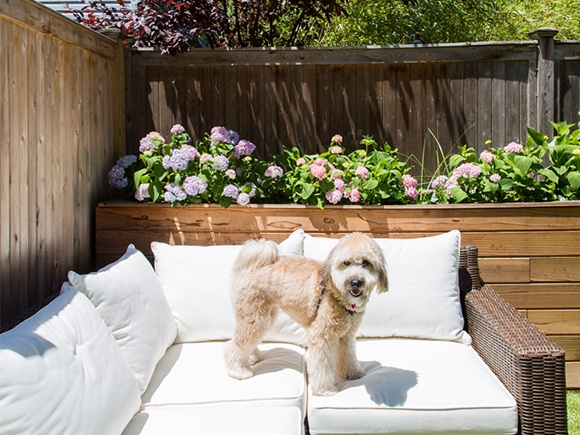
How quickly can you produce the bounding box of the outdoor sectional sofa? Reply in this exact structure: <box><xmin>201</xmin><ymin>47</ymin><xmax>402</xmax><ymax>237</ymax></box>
<box><xmin>0</xmin><ymin>230</ymin><xmax>568</xmax><ymax>434</ymax></box>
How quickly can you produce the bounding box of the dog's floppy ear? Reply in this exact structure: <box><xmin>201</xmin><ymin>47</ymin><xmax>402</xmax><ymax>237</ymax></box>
<box><xmin>376</xmin><ymin>260</ymin><xmax>389</xmax><ymax>293</ymax></box>
<box><xmin>373</xmin><ymin>244</ymin><xmax>389</xmax><ymax>294</ymax></box>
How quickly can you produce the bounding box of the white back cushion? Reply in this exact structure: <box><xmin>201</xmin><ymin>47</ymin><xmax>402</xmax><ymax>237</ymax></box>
<box><xmin>0</xmin><ymin>284</ymin><xmax>141</xmax><ymax>435</ymax></box>
<box><xmin>68</xmin><ymin>244</ymin><xmax>177</xmax><ymax>393</ymax></box>
<box><xmin>303</xmin><ymin>230</ymin><xmax>471</xmax><ymax>344</ymax></box>
<box><xmin>152</xmin><ymin>229</ymin><xmax>307</xmax><ymax>345</ymax></box>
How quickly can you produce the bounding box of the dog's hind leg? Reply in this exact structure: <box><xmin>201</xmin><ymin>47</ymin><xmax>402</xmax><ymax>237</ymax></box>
<box><xmin>225</xmin><ymin>305</ymin><xmax>277</xmax><ymax>380</ymax></box>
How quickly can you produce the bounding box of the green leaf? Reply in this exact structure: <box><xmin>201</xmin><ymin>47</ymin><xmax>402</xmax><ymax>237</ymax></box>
<box><xmin>513</xmin><ymin>155</ymin><xmax>533</xmax><ymax>174</ymax></box>
<box><xmin>539</xmin><ymin>168</ymin><xmax>559</xmax><ymax>183</ymax></box>
<box><xmin>299</xmin><ymin>183</ymin><xmax>315</xmax><ymax>200</ymax></box>
<box><xmin>134</xmin><ymin>168</ymin><xmax>148</xmax><ymax>188</ymax></box>
<box><xmin>450</xmin><ymin>186</ymin><xmax>468</xmax><ymax>202</ymax></box>
<box><xmin>567</xmin><ymin>171</ymin><xmax>580</xmax><ymax>189</ymax></box>
<box><xmin>365</xmin><ymin>179</ymin><xmax>379</xmax><ymax>190</ymax></box>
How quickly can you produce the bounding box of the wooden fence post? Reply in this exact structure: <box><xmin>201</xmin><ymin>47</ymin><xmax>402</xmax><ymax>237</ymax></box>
<box><xmin>529</xmin><ymin>28</ymin><xmax>559</xmax><ymax>137</ymax></box>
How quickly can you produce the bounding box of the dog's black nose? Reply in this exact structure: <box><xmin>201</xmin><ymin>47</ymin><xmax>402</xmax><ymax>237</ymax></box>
<box><xmin>350</xmin><ymin>279</ymin><xmax>363</xmax><ymax>288</ymax></box>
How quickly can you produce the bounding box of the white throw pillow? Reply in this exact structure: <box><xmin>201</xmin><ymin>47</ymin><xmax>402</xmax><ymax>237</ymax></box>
<box><xmin>68</xmin><ymin>244</ymin><xmax>177</xmax><ymax>393</ymax></box>
<box><xmin>0</xmin><ymin>284</ymin><xmax>141</xmax><ymax>435</ymax></box>
<box><xmin>303</xmin><ymin>230</ymin><xmax>471</xmax><ymax>344</ymax></box>
<box><xmin>152</xmin><ymin>230</ymin><xmax>308</xmax><ymax>345</ymax></box>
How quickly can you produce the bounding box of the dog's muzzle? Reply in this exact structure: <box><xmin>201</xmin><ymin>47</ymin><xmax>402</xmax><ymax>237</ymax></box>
<box><xmin>349</xmin><ymin>279</ymin><xmax>364</xmax><ymax>297</ymax></box>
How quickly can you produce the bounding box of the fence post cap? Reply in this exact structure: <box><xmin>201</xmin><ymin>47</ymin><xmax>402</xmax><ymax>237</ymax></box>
<box><xmin>528</xmin><ymin>28</ymin><xmax>559</xmax><ymax>40</ymax></box>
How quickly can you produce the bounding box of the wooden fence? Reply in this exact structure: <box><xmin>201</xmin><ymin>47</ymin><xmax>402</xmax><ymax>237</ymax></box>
<box><xmin>0</xmin><ymin>0</ymin><xmax>126</xmax><ymax>327</ymax></box>
<box><xmin>126</xmin><ymin>32</ymin><xmax>580</xmax><ymax>172</ymax></box>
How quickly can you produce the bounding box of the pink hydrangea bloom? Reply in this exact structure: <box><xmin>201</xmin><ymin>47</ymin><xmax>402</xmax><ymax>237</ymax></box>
<box><xmin>402</xmin><ymin>174</ymin><xmax>418</xmax><ymax>188</ymax></box>
<box><xmin>355</xmin><ymin>166</ymin><xmax>369</xmax><ymax>179</ymax></box>
<box><xmin>331</xmin><ymin>134</ymin><xmax>343</xmax><ymax>143</ymax></box>
<box><xmin>296</xmin><ymin>157</ymin><xmax>306</xmax><ymax>166</ymax></box>
<box><xmin>454</xmin><ymin>163</ymin><xmax>482</xmax><ymax>178</ymax></box>
<box><xmin>490</xmin><ymin>174</ymin><xmax>502</xmax><ymax>182</ymax></box>
<box><xmin>330</xmin><ymin>146</ymin><xmax>343</xmax><ymax>155</ymax></box>
<box><xmin>504</xmin><ymin>142</ymin><xmax>524</xmax><ymax>153</ymax></box>
<box><xmin>480</xmin><ymin>150</ymin><xmax>494</xmax><ymax>163</ymax></box>
<box><xmin>333</xmin><ymin>178</ymin><xmax>346</xmax><ymax>192</ymax></box>
<box><xmin>325</xmin><ymin>189</ymin><xmax>343</xmax><ymax>204</ymax></box>
<box><xmin>310</xmin><ymin>163</ymin><xmax>327</xmax><ymax>180</ymax></box>
<box><xmin>405</xmin><ymin>187</ymin><xmax>419</xmax><ymax>200</ymax></box>
<box><xmin>348</xmin><ymin>187</ymin><xmax>361</xmax><ymax>203</ymax></box>
<box><xmin>170</xmin><ymin>124</ymin><xmax>185</xmax><ymax>135</ymax></box>
<box><xmin>430</xmin><ymin>175</ymin><xmax>449</xmax><ymax>189</ymax></box>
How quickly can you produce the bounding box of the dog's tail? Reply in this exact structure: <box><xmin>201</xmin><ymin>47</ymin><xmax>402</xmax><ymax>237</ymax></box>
<box><xmin>232</xmin><ymin>239</ymin><xmax>280</xmax><ymax>276</ymax></box>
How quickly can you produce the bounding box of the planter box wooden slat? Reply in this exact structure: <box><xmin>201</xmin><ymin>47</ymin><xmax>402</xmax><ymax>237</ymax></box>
<box><xmin>95</xmin><ymin>200</ymin><xmax>580</xmax><ymax>388</ymax></box>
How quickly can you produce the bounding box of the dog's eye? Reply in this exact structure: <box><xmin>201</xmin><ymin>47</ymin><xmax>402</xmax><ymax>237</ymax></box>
<box><xmin>361</xmin><ymin>260</ymin><xmax>370</xmax><ymax>267</ymax></box>
<box><xmin>343</xmin><ymin>260</ymin><xmax>351</xmax><ymax>266</ymax></box>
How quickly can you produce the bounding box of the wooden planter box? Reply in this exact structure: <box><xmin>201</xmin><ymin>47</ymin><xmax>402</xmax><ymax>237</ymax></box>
<box><xmin>96</xmin><ymin>200</ymin><xmax>580</xmax><ymax>388</ymax></box>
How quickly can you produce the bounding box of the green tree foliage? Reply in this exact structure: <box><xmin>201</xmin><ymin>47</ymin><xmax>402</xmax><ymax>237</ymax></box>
<box><xmin>317</xmin><ymin>0</ymin><xmax>580</xmax><ymax>45</ymax></box>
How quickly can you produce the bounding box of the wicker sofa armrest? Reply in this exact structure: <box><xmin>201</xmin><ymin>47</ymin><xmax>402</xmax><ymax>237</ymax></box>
<box><xmin>459</xmin><ymin>246</ymin><xmax>568</xmax><ymax>435</ymax></box>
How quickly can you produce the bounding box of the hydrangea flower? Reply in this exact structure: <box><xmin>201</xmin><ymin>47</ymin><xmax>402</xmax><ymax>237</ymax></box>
<box><xmin>480</xmin><ymin>150</ymin><xmax>494</xmax><ymax>163</ymax></box>
<box><xmin>170</xmin><ymin>124</ymin><xmax>185</xmax><ymax>135</ymax></box>
<box><xmin>430</xmin><ymin>175</ymin><xmax>449</xmax><ymax>189</ymax></box>
<box><xmin>225</xmin><ymin>169</ymin><xmax>236</xmax><ymax>179</ymax></box>
<box><xmin>310</xmin><ymin>160</ymin><xmax>327</xmax><ymax>180</ymax></box>
<box><xmin>135</xmin><ymin>183</ymin><xmax>150</xmax><ymax>201</ymax></box>
<box><xmin>504</xmin><ymin>142</ymin><xmax>524</xmax><ymax>153</ymax></box>
<box><xmin>210</xmin><ymin>126</ymin><xmax>231</xmax><ymax>144</ymax></box>
<box><xmin>331</xmin><ymin>134</ymin><xmax>343</xmax><ymax>143</ymax></box>
<box><xmin>490</xmin><ymin>174</ymin><xmax>502</xmax><ymax>182</ymax></box>
<box><xmin>265</xmin><ymin>165</ymin><xmax>283</xmax><ymax>179</ymax></box>
<box><xmin>139</xmin><ymin>132</ymin><xmax>164</xmax><ymax>153</ymax></box>
<box><xmin>402</xmin><ymin>174</ymin><xmax>418</xmax><ymax>188</ymax></box>
<box><xmin>333</xmin><ymin>178</ymin><xmax>346</xmax><ymax>192</ymax></box>
<box><xmin>116</xmin><ymin>155</ymin><xmax>137</xmax><ymax>168</ymax></box>
<box><xmin>325</xmin><ymin>189</ymin><xmax>343</xmax><ymax>204</ymax></box>
<box><xmin>183</xmin><ymin>176</ymin><xmax>207</xmax><ymax>196</ymax></box>
<box><xmin>330</xmin><ymin>146</ymin><xmax>342</xmax><ymax>155</ymax></box>
<box><xmin>454</xmin><ymin>163</ymin><xmax>482</xmax><ymax>178</ymax></box>
<box><xmin>296</xmin><ymin>157</ymin><xmax>306</xmax><ymax>166</ymax></box>
<box><xmin>348</xmin><ymin>187</ymin><xmax>361</xmax><ymax>203</ymax></box>
<box><xmin>223</xmin><ymin>184</ymin><xmax>240</xmax><ymax>199</ymax></box>
<box><xmin>233</xmin><ymin>140</ymin><xmax>256</xmax><ymax>158</ymax></box>
<box><xmin>164</xmin><ymin>183</ymin><xmax>187</xmax><ymax>203</ymax></box>
<box><xmin>355</xmin><ymin>166</ymin><xmax>369</xmax><ymax>179</ymax></box>
<box><xmin>211</xmin><ymin>155</ymin><xmax>229</xmax><ymax>171</ymax></box>
<box><xmin>108</xmin><ymin>166</ymin><xmax>128</xmax><ymax>189</ymax></box>
<box><xmin>236</xmin><ymin>192</ymin><xmax>251</xmax><ymax>205</ymax></box>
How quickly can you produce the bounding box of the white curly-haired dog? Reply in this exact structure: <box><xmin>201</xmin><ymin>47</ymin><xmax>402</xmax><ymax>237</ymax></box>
<box><xmin>225</xmin><ymin>233</ymin><xmax>388</xmax><ymax>396</ymax></box>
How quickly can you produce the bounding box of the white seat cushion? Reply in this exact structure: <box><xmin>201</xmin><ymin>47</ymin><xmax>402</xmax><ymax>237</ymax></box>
<box><xmin>141</xmin><ymin>342</ymin><xmax>307</xmax><ymax>415</ymax></box>
<box><xmin>152</xmin><ymin>229</ymin><xmax>308</xmax><ymax>346</ymax></box>
<box><xmin>122</xmin><ymin>406</ymin><xmax>304</xmax><ymax>435</ymax></box>
<box><xmin>307</xmin><ymin>339</ymin><xmax>518</xmax><ymax>435</ymax></box>
<box><xmin>0</xmin><ymin>284</ymin><xmax>141</xmax><ymax>435</ymax></box>
<box><xmin>303</xmin><ymin>231</ymin><xmax>471</xmax><ymax>344</ymax></box>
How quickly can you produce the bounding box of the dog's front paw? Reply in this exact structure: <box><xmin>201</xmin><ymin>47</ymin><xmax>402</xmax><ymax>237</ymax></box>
<box><xmin>312</xmin><ymin>387</ymin><xmax>338</xmax><ymax>396</ymax></box>
<box><xmin>227</xmin><ymin>366</ymin><xmax>254</xmax><ymax>380</ymax></box>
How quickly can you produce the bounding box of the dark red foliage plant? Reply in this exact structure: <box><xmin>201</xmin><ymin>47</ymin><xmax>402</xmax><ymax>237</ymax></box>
<box><xmin>70</xmin><ymin>0</ymin><xmax>346</xmax><ymax>54</ymax></box>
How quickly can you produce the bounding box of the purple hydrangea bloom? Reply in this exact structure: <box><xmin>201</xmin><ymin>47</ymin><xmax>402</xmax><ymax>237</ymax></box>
<box><xmin>236</xmin><ymin>192</ymin><xmax>251</xmax><ymax>205</ymax></box>
<box><xmin>211</xmin><ymin>155</ymin><xmax>229</xmax><ymax>171</ymax></box>
<box><xmin>233</xmin><ymin>140</ymin><xmax>256</xmax><ymax>158</ymax></box>
<box><xmin>164</xmin><ymin>183</ymin><xmax>187</xmax><ymax>203</ymax></box>
<box><xmin>181</xmin><ymin>145</ymin><xmax>200</xmax><ymax>161</ymax></box>
<box><xmin>454</xmin><ymin>163</ymin><xmax>482</xmax><ymax>178</ymax></box>
<box><xmin>116</xmin><ymin>155</ymin><xmax>137</xmax><ymax>168</ymax></box>
<box><xmin>210</xmin><ymin>126</ymin><xmax>231</xmax><ymax>144</ymax></box>
<box><xmin>264</xmin><ymin>165</ymin><xmax>283</xmax><ymax>179</ymax></box>
<box><xmin>183</xmin><ymin>176</ymin><xmax>207</xmax><ymax>196</ymax></box>
<box><xmin>139</xmin><ymin>136</ymin><xmax>155</xmax><ymax>153</ymax></box>
<box><xmin>229</xmin><ymin>130</ymin><xmax>240</xmax><ymax>145</ymax></box>
<box><xmin>223</xmin><ymin>184</ymin><xmax>240</xmax><ymax>199</ymax></box>
<box><xmin>108</xmin><ymin>166</ymin><xmax>128</xmax><ymax>189</ymax></box>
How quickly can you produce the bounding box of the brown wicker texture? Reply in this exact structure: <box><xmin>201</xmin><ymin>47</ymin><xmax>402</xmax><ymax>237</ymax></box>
<box><xmin>459</xmin><ymin>246</ymin><xmax>568</xmax><ymax>435</ymax></box>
